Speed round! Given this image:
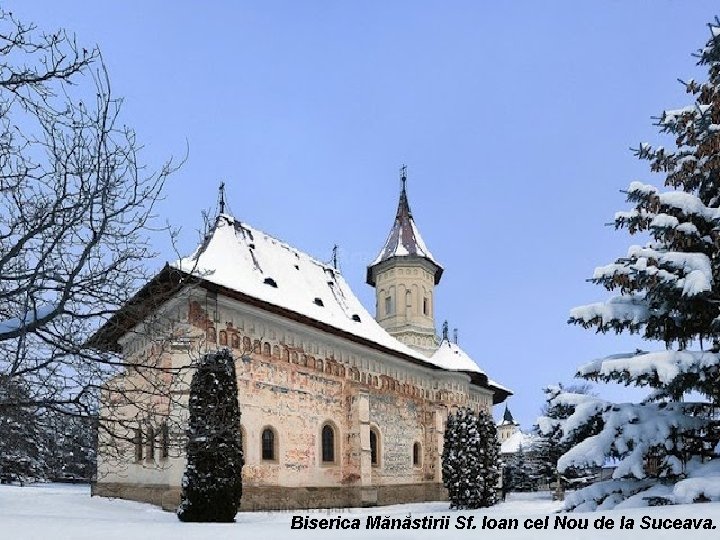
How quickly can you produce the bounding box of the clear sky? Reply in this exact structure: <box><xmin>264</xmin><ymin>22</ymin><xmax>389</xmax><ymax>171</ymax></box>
<box><xmin>7</xmin><ymin>1</ymin><xmax>720</xmax><ymax>428</ymax></box>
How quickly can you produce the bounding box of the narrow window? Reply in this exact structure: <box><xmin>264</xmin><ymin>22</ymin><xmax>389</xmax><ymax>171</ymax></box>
<box><xmin>219</xmin><ymin>330</ymin><xmax>227</xmax><ymax>346</ymax></box>
<box><xmin>134</xmin><ymin>428</ymin><xmax>143</xmax><ymax>461</ymax></box>
<box><xmin>385</xmin><ymin>296</ymin><xmax>392</xmax><ymax>315</ymax></box>
<box><xmin>160</xmin><ymin>423</ymin><xmax>169</xmax><ymax>459</ymax></box>
<box><xmin>321</xmin><ymin>424</ymin><xmax>335</xmax><ymax>463</ymax></box>
<box><xmin>146</xmin><ymin>426</ymin><xmax>155</xmax><ymax>460</ymax></box>
<box><xmin>370</xmin><ymin>428</ymin><xmax>379</xmax><ymax>466</ymax></box>
<box><xmin>423</xmin><ymin>297</ymin><xmax>428</xmax><ymax>316</ymax></box>
<box><xmin>240</xmin><ymin>426</ymin><xmax>246</xmax><ymax>462</ymax></box>
<box><xmin>413</xmin><ymin>442</ymin><xmax>422</xmax><ymax>467</ymax></box>
<box><xmin>262</xmin><ymin>428</ymin><xmax>276</xmax><ymax>461</ymax></box>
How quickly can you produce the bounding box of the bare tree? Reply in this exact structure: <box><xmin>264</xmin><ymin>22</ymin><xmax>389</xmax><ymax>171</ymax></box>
<box><xmin>0</xmin><ymin>10</ymin><xmax>186</xmax><ymax>473</ymax></box>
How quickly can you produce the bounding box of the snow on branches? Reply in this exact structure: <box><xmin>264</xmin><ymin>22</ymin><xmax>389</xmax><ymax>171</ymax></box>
<box><xmin>562</xmin><ymin>20</ymin><xmax>720</xmax><ymax>512</ymax></box>
<box><xmin>442</xmin><ymin>408</ymin><xmax>500</xmax><ymax>509</ymax></box>
<box><xmin>177</xmin><ymin>349</ymin><xmax>243</xmax><ymax>522</ymax></box>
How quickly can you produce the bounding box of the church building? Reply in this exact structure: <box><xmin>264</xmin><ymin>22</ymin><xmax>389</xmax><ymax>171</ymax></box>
<box><xmin>90</xmin><ymin>170</ymin><xmax>511</xmax><ymax>511</ymax></box>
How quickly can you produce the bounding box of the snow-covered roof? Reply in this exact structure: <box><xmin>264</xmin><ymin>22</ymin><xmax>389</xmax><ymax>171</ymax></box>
<box><xmin>174</xmin><ymin>214</ymin><xmax>506</xmax><ymax>392</ymax></box>
<box><xmin>431</xmin><ymin>338</ymin><xmax>485</xmax><ymax>373</ymax></box>
<box><xmin>429</xmin><ymin>338</ymin><xmax>511</xmax><ymax>395</ymax></box>
<box><xmin>367</xmin><ymin>184</ymin><xmax>442</xmax><ymax>285</ymax></box>
<box><xmin>500</xmin><ymin>431</ymin><xmax>537</xmax><ymax>455</ymax></box>
<box><xmin>174</xmin><ymin>214</ymin><xmax>434</xmax><ymax>360</ymax></box>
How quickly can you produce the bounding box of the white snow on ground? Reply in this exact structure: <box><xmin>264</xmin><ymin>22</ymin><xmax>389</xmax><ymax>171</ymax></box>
<box><xmin>2</xmin><ymin>484</ymin><xmax>720</xmax><ymax>540</ymax></box>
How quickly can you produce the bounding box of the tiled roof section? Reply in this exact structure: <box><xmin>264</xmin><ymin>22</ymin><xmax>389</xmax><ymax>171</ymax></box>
<box><xmin>367</xmin><ymin>185</ymin><xmax>442</xmax><ymax>285</ymax></box>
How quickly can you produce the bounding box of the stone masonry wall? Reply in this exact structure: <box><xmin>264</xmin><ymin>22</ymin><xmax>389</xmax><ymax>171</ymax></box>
<box><xmin>95</xmin><ymin>288</ymin><xmax>494</xmax><ymax>511</ymax></box>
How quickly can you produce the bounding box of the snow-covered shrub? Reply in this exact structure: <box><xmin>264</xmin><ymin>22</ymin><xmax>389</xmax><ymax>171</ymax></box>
<box><xmin>177</xmin><ymin>349</ymin><xmax>243</xmax><ymax>522</ymax></box>
<box><xmin>442</xmin><ymin>408</ymin><xmax>499</xmax><ymax>509</ymax></box>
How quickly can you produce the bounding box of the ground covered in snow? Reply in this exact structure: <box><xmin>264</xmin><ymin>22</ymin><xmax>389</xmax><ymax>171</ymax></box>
<box><xmin>2</xmin><ymin>484</ymin><xmax>720</xmax><ymax>539</ymax></box>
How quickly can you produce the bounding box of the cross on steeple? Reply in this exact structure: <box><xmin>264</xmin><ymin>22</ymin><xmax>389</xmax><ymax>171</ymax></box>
<box><xmin>332</xmin><ymin>244</ymin><xmax>338</xmax><ymax>270</ymax></box>
<box><xmin>218</xmin><ymin>181</ymin><xmax>226</xmax><ymax>214</ymax></box>
<box><xmin>400</xmin><ymin>164</ymin><xmax>407</xmax><ymax>192</ymax></box>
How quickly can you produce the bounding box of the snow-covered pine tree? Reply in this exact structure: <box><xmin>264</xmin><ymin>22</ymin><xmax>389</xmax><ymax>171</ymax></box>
<box><xmin>562</xmin><ymin>20</ymin><xmax>720</xmax><ymax>511</ymax></box>
<box><xmin>442</xmin><ymin>408</ymin><xmax>499</xmax><ymax>509</ymax></box>
<box><xmin>177</xmin><ymin>349</ymin><xmax>243</xmax><ymax>522</ymax></box>
<box><xmin>504</xmin><ymin>445</ymin><xmax>536</xmax><ymax>492</ymax></box>
<box><xmin>534</xmin><ymin>384</ymin><xmax>601</xmax><ymax>491</ymax></box>
<box><xmin>0</xmin><ymin>376</ymin><xmax>47</xmax><ymax>484</ymax></box>
<box><xmin>44</xmin><ymin>412</ymin><xmax>97</xmax><ymax>482</ymax></box>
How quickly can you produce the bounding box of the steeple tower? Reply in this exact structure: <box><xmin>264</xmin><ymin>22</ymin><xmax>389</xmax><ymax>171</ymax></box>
<box><xmin>497</xmin><ymin>404</ymin><xmax>519</xmax><ymax>442</ymax></box>
<box><xmin>367</xmin><ymin>167</ymin><xmax>443</xmax><ymax>356</ymax></box>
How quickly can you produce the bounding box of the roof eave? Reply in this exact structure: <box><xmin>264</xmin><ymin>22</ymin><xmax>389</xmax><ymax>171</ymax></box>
<box><xmin>85</xmin><ymin>264</ymin><xmax>188</xmax><ymax>352</ymax></box>
<box><xmin>366</xmin><ymin>255</ymin><xmax>443</xmax><ymax>286</ymax></box>
<box><xmin>90</xmin><ymin>267</ymin><xmax>457</xmax><ymax>376</ymax></box>
<box><xmin>464</xmin><ymin>370</ymin><xmax>513</xmax><ymax>405</ymax></box>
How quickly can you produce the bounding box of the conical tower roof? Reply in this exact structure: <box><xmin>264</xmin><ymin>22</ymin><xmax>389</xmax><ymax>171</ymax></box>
<box><xmin>499</xmin><ymin>405</ymin><xmax>517</xmax><ymax>426</ymax></box>
<box><xmin>366</xmin><ymin>172</ymin><xmax>442</xmax><ymax>286</ymax></box>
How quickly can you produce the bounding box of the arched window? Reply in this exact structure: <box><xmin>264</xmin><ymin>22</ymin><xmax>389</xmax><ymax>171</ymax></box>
<box><xmin>261</xmin><ymin>427</ymin><xmax>276</xmax><ymax>461</ymax></box>
<box><xmin>370</xmin><ymin>427</ymin><xmax>380</xmax><ymax>467</ymax></box>
<box><xmin>413</xmin><ymin>442</ymin><xmax>422</xmax><ymax>467</ymax></box>
<box><xmin>219</xmin><ymin>330</ymin><xmax>227</xmax><ymax>346</ymax></box>
<box><xmin>405</xmin><ymin>290</ymin><xmax>412</xmax><ymax>317</ymax></box>
<box><xmin>321</xmin><ymin>424</ymin><xmax>335</xmax><ymax>463</ymax></box>
<box><xmin>263</xmin><ymin>342</ymin><xmax>271</xmax><ymax>357</ymax></box>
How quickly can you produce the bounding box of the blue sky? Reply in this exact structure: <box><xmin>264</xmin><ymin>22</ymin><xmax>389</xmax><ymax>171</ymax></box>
<box><xmin>7</xmin><ymin>1</ymin><xmax>720</xmax><ymax>427</ymax></box>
